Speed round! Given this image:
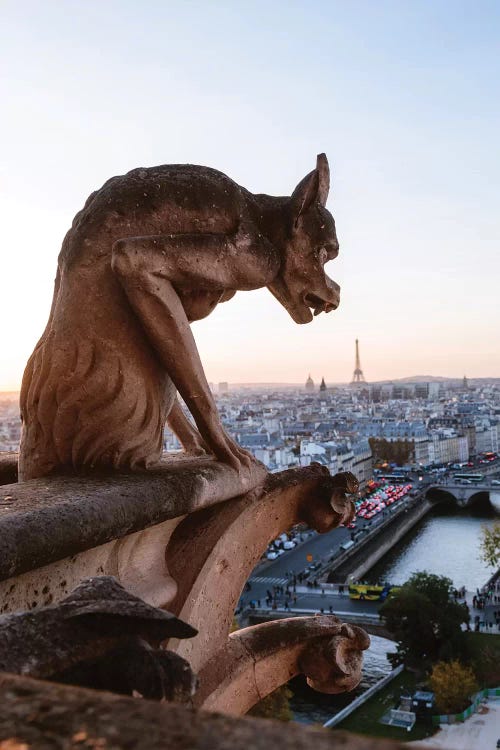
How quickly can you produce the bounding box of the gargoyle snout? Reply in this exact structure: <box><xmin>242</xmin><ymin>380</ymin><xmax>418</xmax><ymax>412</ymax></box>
<box><xmin>303</xmin><ymin>275</ymin><xmax>340</xmax><ymax>316</ymax></box>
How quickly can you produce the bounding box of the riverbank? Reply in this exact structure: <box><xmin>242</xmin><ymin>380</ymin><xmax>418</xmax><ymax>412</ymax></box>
<box><xmin>327</xmin><ymin>632</ymin><xmax>500</xmax><ymax>742</ymax></box>
<box><xmin>367</xmin><ymin>500</ymin><xmax>498</xmax><ymax>590</ymax></box>
<box><xmin>332</xmin><ymin>669</ymin><xmax>435</xmax><ymax>742</ymax></box>
<box><xmin>326</xmin><ymin>497</ymin><xmax>432</xmax><ymax>583</ymax></box>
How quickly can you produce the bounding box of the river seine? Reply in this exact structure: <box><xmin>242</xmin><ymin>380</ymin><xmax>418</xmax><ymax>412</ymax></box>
<box><xmin>367</xmin><ymin>498</ymin><xmax>498</xmax><ymax>590</ymax></box>
<box><xmin>290</xmin><ymin>498</ymin><xmax>499</xmax><ymax>724</ymax></box>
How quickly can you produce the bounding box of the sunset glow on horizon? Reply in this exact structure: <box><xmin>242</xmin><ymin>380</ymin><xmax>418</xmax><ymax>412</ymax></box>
<box><xmin>1</xmin><ymin>1</ymin><xmax>499</xmax><ymax>391</ymax></box>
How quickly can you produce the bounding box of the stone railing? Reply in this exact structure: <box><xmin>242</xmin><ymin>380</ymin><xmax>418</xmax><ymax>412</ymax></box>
<box><xmin>0</xmin><ymin>452</ymin><xmax>435</xmax><ymax>748</ymax></box>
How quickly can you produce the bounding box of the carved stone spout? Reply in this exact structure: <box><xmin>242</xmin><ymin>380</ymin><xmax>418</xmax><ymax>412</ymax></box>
<box><xmin>195</xmin><ymin>615</ymin><xmax>370</xmax><ymax>715</ymax></box>
<box><xmin>299</xmin><ymin>622</ymin><xmax>371</xmax><ymax>693</ymax></box>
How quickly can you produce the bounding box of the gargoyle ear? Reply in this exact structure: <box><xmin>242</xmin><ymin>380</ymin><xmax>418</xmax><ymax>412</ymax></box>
<box><xmin>291</xmin><ymin>153</ymin><xmax>330</xmax><ymax>221</ymax></box>
<box><xmin>316</xmin><ymin>153</ymin><xmax>330</xmax><ymax>207</ymax></box>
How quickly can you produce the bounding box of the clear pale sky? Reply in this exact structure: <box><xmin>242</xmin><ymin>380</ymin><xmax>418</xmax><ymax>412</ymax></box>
<box><xmin>1</xmin><ymin>1</ymin><xmax>499</xmax><ymax>390</ymax></box>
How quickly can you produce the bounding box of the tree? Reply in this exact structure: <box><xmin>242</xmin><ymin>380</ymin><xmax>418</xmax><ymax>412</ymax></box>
<box><xmin>380</xmin><ymin>572</ymin><xmax>469</xmax><ymax>670</ymax></box>
<box><xmin>248</xmin><ymin>685</ymin><xmax>293</xmax><ymax>721</ymax></box>
<box><xmin>479</xmin><ymin>523</ymin><xmax>500</xmax><ymax>568</ymax></box>
<box><xmin>430</xmin><ymin>660</ymin><xmax>478</xmax><ymax>714</ymax></box>
<box><xmin>368</xmin><ymin>437</ymin><xmax>413</xmax><ymax>466</ymax></box>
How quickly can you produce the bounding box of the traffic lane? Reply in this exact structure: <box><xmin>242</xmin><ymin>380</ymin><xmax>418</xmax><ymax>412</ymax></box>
<box><xmin>252</xmin><ymin>525</ymin><xmax>351</xmax><ymax>581</ymax></box>
<box><xmin>252</xmin><ymin>514</ymin><xmax>376</xmax><ymax>582</ymax></box>
<box><xmin>246</xmin><ymin>514</ymin><xmax>397</xmax><ymax>602</ymax></box>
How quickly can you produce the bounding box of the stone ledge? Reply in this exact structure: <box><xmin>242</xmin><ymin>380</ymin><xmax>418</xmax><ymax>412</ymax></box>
<box><xmin>0</xmin><ymin>671</ymin><xmax>415</xmax><ymax>749</ymax></box>
<box><xmin>0</xmin><ymin>455</ymin><xmax>269</xmax><ymax>582</ymax></box>
<box><xmin>0</xmin><ymin>460</ymin><xmax>334</xmax><ymax>584</ymax></box>
<box><xmin>0</xmin><ymin>452</ymin><xmax>17</xmax><ymax>486</ymax></box>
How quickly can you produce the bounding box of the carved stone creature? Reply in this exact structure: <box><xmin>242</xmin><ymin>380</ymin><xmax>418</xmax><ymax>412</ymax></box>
<box><xmin>19</xmin><ymin>155</ymin><xmax>340</xmax><ymax>482</ymax></box>
<box><xmin>195</xmin><ymin>615</ymin><xmax>370</xmax><ymax>714</ymax></box>
<box><xmin>300</xmin><ymin>468</ymin><xmax>358</xmax><ymax>532</ymax></box>
<box><xmin>0</xmin><ymin>576</ymin><xmax>198</xmax><ymax>702</ymax></box>
<box><xmin>298</xmin><ymin>623</ymin><xmax>371</xmax><ymax>693</ymax></box>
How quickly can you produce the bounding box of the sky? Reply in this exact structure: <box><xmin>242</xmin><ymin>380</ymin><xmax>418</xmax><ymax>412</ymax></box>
<box><xmin>1</xmin><ymin>0</ymin><xmax>499</xmax><ymax>390</ymax></box>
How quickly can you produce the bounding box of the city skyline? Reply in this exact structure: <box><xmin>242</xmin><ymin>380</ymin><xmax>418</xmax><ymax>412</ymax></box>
<box><xmin>1</xmin><ymin>1</ymin><xmax>499</xmax><ymax>391</ymax></box>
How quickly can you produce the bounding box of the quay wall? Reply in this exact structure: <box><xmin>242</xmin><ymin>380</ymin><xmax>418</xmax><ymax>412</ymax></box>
<box><xmin>327</xmin><ymin>498</ymin><xmax>433</xmax><ymax>583</ymax></box>
<box><xmin>323</xmin><ymin>665</ymin><xmax>405</xmax><ymax>728</ymax></box>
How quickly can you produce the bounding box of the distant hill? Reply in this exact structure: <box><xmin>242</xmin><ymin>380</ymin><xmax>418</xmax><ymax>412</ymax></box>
<box><xmin>372</xmin><ymin>376</ymin><xmax>455</xmax><ymax>384</ymax></box>
<box><xmin>395</xmin><ymin>375</ymin><xmax>453</xmax><ymax>383</ymax></box>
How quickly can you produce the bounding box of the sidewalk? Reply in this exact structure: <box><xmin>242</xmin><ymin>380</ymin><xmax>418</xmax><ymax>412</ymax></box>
<box><xmin>410</xmin><ymin>700</ymin><xmax>500</xmax><ymax>749</ymax></box>
<box><xmin>461</xmin><ymin>589</ymin><xmax>500</xmax><ymax>634</ymax></box>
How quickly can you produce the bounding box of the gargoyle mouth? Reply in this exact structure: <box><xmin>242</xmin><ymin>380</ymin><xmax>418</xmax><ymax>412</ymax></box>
<box><xmin>303</xmin><ymin>292</ymin><xmax>339</xmax><ymax>316</ymax></box>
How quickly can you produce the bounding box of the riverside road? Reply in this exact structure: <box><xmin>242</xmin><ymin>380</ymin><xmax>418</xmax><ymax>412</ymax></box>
<box><xmin>244</xmin><ymin>505</ymin><xmax>399</xmax><ymax>612</ymax></box>
<box><xmin>243</xmin><ymin>460</ymin><xmax>500</xmax><ymax>615</ymax></box>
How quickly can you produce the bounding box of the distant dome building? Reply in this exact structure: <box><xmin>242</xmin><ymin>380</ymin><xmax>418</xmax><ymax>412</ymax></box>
<box><xmin>319</xmin><ymin>377</ymin><xmax>327</xmax><ymax>392</ymax></box>
<box><xmin>305</xmin><ymin>374</ymin><xmax>315</xmax><ymax>392</ymax></box>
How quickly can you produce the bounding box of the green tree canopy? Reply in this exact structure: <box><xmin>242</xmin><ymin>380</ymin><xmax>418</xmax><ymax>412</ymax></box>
<box><xmin>369</xmin><ymin>437</ymin><xmax>413</xmax><ymax>466</ymax></box>
<box><xmin>248</xmin><ymin>685</ymin><xmax>293</xmax><ymax>721</ymax></box>
<box><xmin>479</xmin><ymin>522</ymin><xmax>500</xmax><ymax>568</ymax></box>
<box><xmin>380</xmin><ymin>572</ymin><xmax>469</xmax><ymax>670</ymax></box>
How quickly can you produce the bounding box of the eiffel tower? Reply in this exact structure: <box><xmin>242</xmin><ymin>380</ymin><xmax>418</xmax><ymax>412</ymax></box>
<box><xmin>351</xmin><ymin>338</ymin><xmax>366</xmax><ymax>385</ymax></box>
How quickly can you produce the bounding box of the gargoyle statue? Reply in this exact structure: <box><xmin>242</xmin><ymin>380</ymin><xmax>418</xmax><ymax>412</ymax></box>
<box><xmin>19</xmin><ymin>154</ymin><xmax>340</xmax><ymax>483</ymax></box>
<box><xmin>0</xmin><ymin>576</ymin><xmax>198</xmax><ymax>702</ymax></box>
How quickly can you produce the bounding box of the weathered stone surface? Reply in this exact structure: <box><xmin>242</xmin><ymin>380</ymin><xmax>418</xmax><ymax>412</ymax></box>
<box><xmin>0</xmin><ymin>463</ymin><xmax>354</xmax><ymax>591</ymax></box>
<box><xmin>299</xmin><ymin>622</ymin><xmax>370</xmax><ymax>694</ymax></box>
<box><xmin>0</xmin><ymin>451</ymin><xmax>17</xmax><ymax>486</ymax></box>
<box><xmin>165</xmin><ymin>465</ymin><xmax>357</xmax><ymax>671</ymax></box>
<box><xmin>0</xmin><ymin>671</ymin><xmax>420</xmax><ymax>749</ymax></box>
<box><xmin>0</xmin><ymin>576</ymin><xmax>197</xmax><ymax>702</ymax></box>
<box><xmin>0</xmin><ymin>456</ymin><xmax>265</xmax><ymax>582</ymax></box>
<box><xmin>196</xmin><ymin>616</ymin><xmax>370</xmax><ymax>714</ymax></box>
<box><xmin>19</xmin><ymin>155</ymin><xmax>340</xmax><ymax>485</ymax></box>
<box><xmin>0</xmin><ymin>458</ymin><xmax>365</xmax><ymax>718</ymax></box>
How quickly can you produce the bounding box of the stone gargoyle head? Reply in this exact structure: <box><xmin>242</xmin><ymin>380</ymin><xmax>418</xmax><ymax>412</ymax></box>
<box><xmin>267</xmin><ymin>153</ymin><xmax>340</xmax><ymax>324</ymax></box>
<box><xmin>298</xmin><ymin>623</ymin><xmax>371</xmax><ymax>694</ymax></box>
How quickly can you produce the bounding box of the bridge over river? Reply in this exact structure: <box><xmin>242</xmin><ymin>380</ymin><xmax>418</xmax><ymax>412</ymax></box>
<box><xmin>426</xmin><ymin>479</ymin><xmax>500</xmax><ymax>509</ymax></box>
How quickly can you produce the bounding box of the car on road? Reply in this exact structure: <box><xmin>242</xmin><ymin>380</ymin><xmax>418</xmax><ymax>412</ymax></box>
<box><xmin>266</xmin><ymin>551</ymin><xmax>278</xmax><ymax>560</ymax></box>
